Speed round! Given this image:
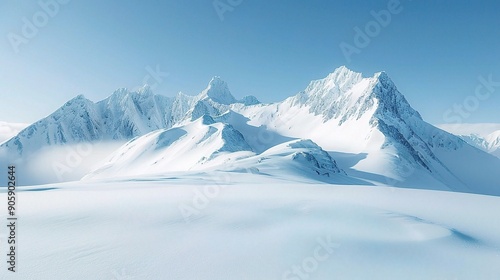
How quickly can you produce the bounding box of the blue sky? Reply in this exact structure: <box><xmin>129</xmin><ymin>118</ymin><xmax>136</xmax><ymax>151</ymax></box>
<box><xmin>1</xmin><ymin>0</ymin><xmax>499</xmax><ymax>124</ymax></box>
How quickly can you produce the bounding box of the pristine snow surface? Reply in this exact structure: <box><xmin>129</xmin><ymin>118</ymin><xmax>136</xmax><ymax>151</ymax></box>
<box><xmin>1</xmin><ymin>174</ymin><xmax>500</xmax><ymax>280</ymax></box>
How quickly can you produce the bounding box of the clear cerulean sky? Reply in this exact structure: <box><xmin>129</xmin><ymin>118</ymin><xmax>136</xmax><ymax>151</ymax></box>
<box><xmin>1</xmin><ymin>0</ymin><xmax>499</xmax><ymax>124</ymax></box>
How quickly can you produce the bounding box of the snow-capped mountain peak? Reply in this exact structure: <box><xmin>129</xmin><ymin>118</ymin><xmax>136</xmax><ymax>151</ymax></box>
<box><xmin>199</xmin><ymin>76</ymin><xmax>237</xmax><ymax>105</ymax></box>
<box><xmin>2</xmin><ymin>66</ymin><xmax>500</xmax><ymax>196</ymax></box>
<box><xmin>436</xmin><ymin>124</ymin><xmax>500</xmax><ymax>158</ymax></box>
<box><xmin>65</xmin><ymin>94</ymin><xmax>91</xmax><ymax>105</ymax></box>
<box><xmin>370</xmin><ymin>71</ymin><xmax>422</xmax><ymax>121</ymax></box>
<box><xmin>288</xmin><ymin>67</ymin><xmax>420</xmax><ymax>125</ymax></box>
<box><xmin>325</xmin><ymin>65</ymin><xmax>364</xmax><ymax>88</ymax></box>
<box><xmin>137</xmin><ymin>84</ymin><xmax>153</xmax><ymax>95</ymax></box>
<box><xmin>303</xmin><ymin>66</ymin><xmax>363</xmax><ymax>98</ymax></box>
<box><xmin>486</xmin><ymin>130</ymin><xmax>500</xmax><ymax>149</ymax></box>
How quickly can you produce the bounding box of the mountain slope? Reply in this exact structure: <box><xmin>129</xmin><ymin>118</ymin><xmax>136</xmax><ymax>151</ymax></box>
<box><xmin>486</xmin><ymin>130</ymin><xmax>500</xmax><ymax>157</ymax></box>
<box><xmin>230</xmin><ymin>67</ymin><xmax>500</xmax><ymax>195</ymax></box>
<box><xmin>84</xmin><ymin>115</ymin><xmax>346</xmax><ymax>183</ymax></box>
<box><xmin>2</xmin><ymin>66</ymin><xmax>499</xmax><ymax>195</ymax></box>
<box><xmin>84</xmin><ymin>115</ymin><xmax>252</xmax><ymax>179</ymax></box>
<box><xmin>2</xmin><ymin>88</ymin><xmax>172</xmax><ymax>155</ymax></box>
<box><xmin>436</xmin><ymin>123</ymin><xmax>500</xmax><ymax>158</ymax></box>
<box><xmin>0</xmin><ymin>121</ymin><xmax>29</xmax><ymax>144</ymax></box>
<box><xmin>1</xmin><ymin>80</ymin><xmax>260</xmax><ymax>156</ymax></box>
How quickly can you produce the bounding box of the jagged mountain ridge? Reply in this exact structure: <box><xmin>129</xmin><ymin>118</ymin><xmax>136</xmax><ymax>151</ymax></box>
<box><xmin>2</xmin><ymin>79</ymin><xmax>260</xmax><ymax>155</ymax></box>
<box><xmin>1</xmin><ymin>66</ymin><xmax>499</xmax><ymax>195</ymax></box>
<box><xmin>233</xmin><ymin>67</ymin><xmax>457</xmax><ymax>167</ymax></box>
<box><xmin>456</xmin><ymin>131</ymin><xmax>500</xmax><ymax>158</ymax></box>
<box><xmin>436</xmin><ymin>123</ymin><xmax>500</xmax><ymax>159</ymax></box>
<box><xmin>229</xmin><ymin>67</ymin><xmax>500</xmax><ymax>194</ymax></box>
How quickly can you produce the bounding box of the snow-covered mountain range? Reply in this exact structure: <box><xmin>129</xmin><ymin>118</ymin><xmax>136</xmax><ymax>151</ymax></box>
<box><xmin>2</xmin><ymin>66</ymin><xmax>499</xmax><ymax>195</ymax></box>
<box><xmin>460</xmin><ymin>132</ymin><xmax>500</xmax><ymax>158</ymax></box>
<box><xmin>1</xmin><ymin>78</ymin><xmax>259</xmax><ymax>155</ymax></box>
<box><xmin>437</xmin><ymin>123</ymin><xmax>500</xmax><ymax>158</ymax></box>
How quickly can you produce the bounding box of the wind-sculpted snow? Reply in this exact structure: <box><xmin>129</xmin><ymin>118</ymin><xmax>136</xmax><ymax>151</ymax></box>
<box><xmin>84</xmin><ymin>116</ymin><xmax>254</xmax><ymax>179</ymax></box>
<box><xmin>287</xmin><ymin>139</ymin><xmax>345</xmax><ymax>177</ymax></box>
<box><xmin>5</xmin><ymin>177</ymin><xmax>500</xmax><ymax>279</ymax></box>
<box><xmin>84</xmin><ymin>117</ymin><xmax>345</xmax><ymax>182</ymax></box>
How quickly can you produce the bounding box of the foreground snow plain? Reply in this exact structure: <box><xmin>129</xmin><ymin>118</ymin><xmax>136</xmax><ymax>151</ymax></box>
<box><xmin>2</xmin><ymin>172</ymin><xmax>500</xmax><ymax>280</ymax></box>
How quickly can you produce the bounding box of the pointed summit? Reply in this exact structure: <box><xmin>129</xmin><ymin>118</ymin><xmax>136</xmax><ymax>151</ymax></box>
<box><xmin>373</xmin><ymin>71</ymin><xmax>395</xmax><ymax>89</ymax></box>
<box><xmin>328</xmin><ymin>65</ymin><xmax>360</xmax><ymax>78</ymax></box>
<box><xmin>368</xmin><ymin>71</ymin><xmax>422</xmax><ymax>121</ymax></box>
<box><xmin>200</xmin><ymin>76</ymin><xmax>237</xmax><ymax>105</ymax></box>
<box><xmin>325</xmin><ymin>66</ymin><xmax>363</xmax><ymax>85</ymax></box>
<box><xmin>63</xmin><ymin>94</ymin><xmax>93</xmax><ymax>108</ymax></box>
<box><xmin>304</xmin><ymin>66</ymin><xmax>363</xmax><ymax>96</ymax></box>
<box><xmin>137</xmin><ymin>84</ymin><xmax>153</xmax><ymax>96</ymax></box>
